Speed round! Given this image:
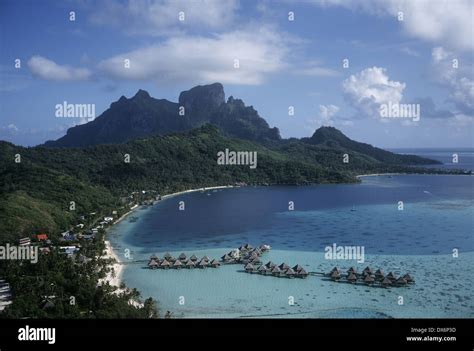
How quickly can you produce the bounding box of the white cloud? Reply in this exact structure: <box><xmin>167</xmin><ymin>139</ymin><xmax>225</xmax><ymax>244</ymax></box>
<box><xmin>89</xmin><ymin>0</ymin><xmax>239</xmax><ymax>36</ymax></box>
<box><xmin>431</xmin><ymin>47</ymin><xmax>474</xmax><ymax>114</ymax></box>
<box><xmin>27</xmin><ymin>56</ymin><xmax>92</xmax><ymax>81</ymax></box>
<box><xmin>306</xmin><ymin>104</ymin><xmax>340</xmax><ymax>130</ymax></box>
<box><xmin>293</xmin><ymin>61</ymin><xmax>340</xmax><ymax>77</ymax></box>
<box><xmin>0</xmin><ymin>123</ymin><xmax>19</xmax><ymax>136</ymax></box>
<box><xmin>316</xmin><ymin>0</ymin><xmax>473</xmax><ymax>52</ymax></box>
<box><xmin>98</xmin><ymin>27</ymin><xmax>290</xmax><ymax>85</ymax></box>
<box><xmin>400</xmin><ymin>47</ymin><xmax>420</xmax><ymax>57</ymax></box>
<box><xmin>342</xmin><ymin>66</ymin><xmax>406</xmax><ymax>117</ymax></box>
<box><xmin>318</xmin><ymin>104</ymin><xmax>339</xmax><ymax>122</ymax></box>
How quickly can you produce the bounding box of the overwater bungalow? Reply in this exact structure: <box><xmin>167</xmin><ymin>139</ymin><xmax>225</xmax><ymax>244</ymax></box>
<box><xmin>251</xmin><ymin>257</ymin><xmax>262</xmax><ymax>265</ymax></box>
<box><xmin>178</xmin><ymin>253</ymin><xmax>187</xmax><ymax>261</ymax></box>
<box><xmin>329</xmin><ymin>266</ymin><xmax>340</xmax><ymax>275</ymax></box>
<box><xmin>244</xmin><ymin>243</ymin><xmax>253</xmax><ymax>251</ymax></box>
<box><xmin>245</xmin><ymin>263</ymin><xmax>255</xmax><ymax>272</ymax></box>
<box><xmin>197</xmin><ymin>259</ymin><xmax>208</xmax><ymax>268</ymax></box>
<box><xmin>294</xmin><ymin>264</ymin><xmax>305</xmax><ymax>273</ymax></box>
<box><xmin>271</xmin><ymin>266</ymin><xmax>283</xmax><ymax>277</ymax></box>
<box><xmin>150</xmin><ymin>254</ymin><xmax>159</xmax><ymax>261</ymax></box>
<box><xmin>172</xmin><ymin>260</ymin><xmax>183</xmax><ymax>269</ymax></box>
<box><xmin>257</xmin><ymin>265</ymin><xmax>269</xmax><ymax>274</ymax></box>
<box><xmin>249</xmin><ymin>252</ymin><xmax>259</xmax><ymax>260</ymax></box>
<box><xmin>184</xmin><ymin>259</ymin><xmax>195</xmax><ymax>269</ymax></box>
<box><xmin>190</xmin><ymin>254</ymin><xmax>198</xmax><ymax>262</ymax></box>
<box><xmin>330</xmin><ymin>270</ymin><xmax>341</xmax><ymax>281</ymax></box>
<box><xmin>221</xmin><ymin>253</ymin><xmax>232</xmax><ymax>262</ymax></box>
<box><xmin>265</xmin><ymin>261</ymin><xmax>276</xmax><ymax>269</ymax></box>
<box><xmin>364</xmin><ymin>274</ymin><xmax>375</xmax><ymax>285</ymax></box>
<box><xmin>347</xmin><ymin>273</ymin><xmax>358</xmax><ymax>283</ymax></box>
<box><xmin>375</xmin><ymin>269</ymin><xmax>385</xmax><ymax>280</ymax></box>
<box><xmin>395</xmin><ymin>277</ymin><xmax>408</xmax><ymax>286</ymax></box>
<box><xmin>202</xmin><ymin>256</ymin><xmax>210</xmax><ymax>262</ymax></box>
<box><xmin>279</xmin><ymin>263</ymin><xmax>290</xmax><ymax>271</ymax></box>
<box><xmin>403</xmin><ymin>273</ymin><xmax>414</xmax><ymax>283</ymax></box>
<box><xmin>210</xmin><ymin>259</ymin><xmax>220</xmax><ymax>268</ymax></box>
<box><xmin>252</xmin><ymin>248</ymin><xmax>262</xmax><ymax>256</ymax></box>
<box><xmin>160</xmin><ymin>259</ymin><xmax>171</xmax><ymax>269</ymax></box>
<box><xmin>285</xmin><ymin>267</ymin><xmax>296</xmax><ymax>278</ymax></box>
<box><xmin>259</xmin><ymin>244</ymin><xmax>271</xmax><ymax>252</ymax></box>
<box><xmin>362</xmin><ymin>266</ymin><xmax>373</xmax><ymax>275</ymax></box>
<box><xmin>296</xmin><ymin>268</ymin><xmax>308</xmax><ymax>279</ymax></box>
<box><xmin>148</xmin><ymin>259</ymin><xmax>159</xmax><ymax>269</ymax></box>
<box><xmin>386</xmin><ymin>272</ymin><xmax>397</xmax><ymax>281</ymax></box>
<box><xmin>347</xmin><ymin>267</ymin><xmax>357</xmax><ymax>274</ymax></box>
<box><xmin>381</xmin><ymin>277</ymin><xmax>392</xmax><ymax>287</ymax></box>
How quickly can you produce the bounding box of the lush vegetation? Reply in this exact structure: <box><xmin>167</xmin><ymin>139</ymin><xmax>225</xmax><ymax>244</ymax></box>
<box><xmin>0</xmin><ymin>123</ymin><xmax>462</xmax><ymax>319</ymax></box>
<box><xmin>0</xmin><ymin>231</ymin><xmax>158</xmax><ymax>318</ymax></box>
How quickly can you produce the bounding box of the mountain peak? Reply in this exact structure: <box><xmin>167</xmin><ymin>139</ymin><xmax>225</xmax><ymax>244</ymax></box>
<box><xmin>133</xmin><ymin>89</ymin><xmax>151</xmax><ymax>100</ymax></box>
<box><xmin>42</xmin><ymin>83</ymin><xmax>281</xmax><ymax>147</ymax></box>
<box><xmin>311</xmin><ymin>126</ymin><xmax>349</xmax><ymax>144</ymax></box>
<box><xmin>179</xmin><ymin>83</ymin><xmax>225</xmax><ymax>109</ymax></box>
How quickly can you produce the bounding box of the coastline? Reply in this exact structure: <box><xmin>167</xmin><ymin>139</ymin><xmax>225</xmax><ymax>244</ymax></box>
<box><xmin>101</xmin><ymin>240</ymin><xmax>124</xmax><ymax>289</ymax></box>
<box><xmin>160</xmin><ymin>185</ymin><xmax>235</xmax><ymax>200</ymax></box>
<box><xmin>356</xmin><ymin>173</ymin><xmax>404</xmax><ymax>178</ymax></box>
<box><xmin>356</xmin><ymin>172</ymin><xmax>472</xmax><ymax>178</ymax></box>
<box><xmin>104</xmin><ymin>185</ymin><xmax>236</xmax><ymax>288</ymax></box>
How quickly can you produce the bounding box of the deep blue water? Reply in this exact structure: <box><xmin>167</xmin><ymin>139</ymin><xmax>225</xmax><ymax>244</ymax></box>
<box><xmin>118</xmin><ymin>175</ymin><xmax>473</xmax><ymax>255</ymax></box>
<box><xmin>389</xmin><ymin>148</ymin><xmax>474</xmax><ymax>171</ymax></box>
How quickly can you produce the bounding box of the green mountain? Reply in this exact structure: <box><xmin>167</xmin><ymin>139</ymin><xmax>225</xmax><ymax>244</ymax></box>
<box><xmin>43</xmin><ymin>83</ymin><xmax>280</xmax><ymax>147</ymax></box>
<box><xmin>0</xmin><ymin>125</ymin><xmax>348</xmax><ymax>242</ymax></box>
<box><xmin>301</xmin><ymin>126</ymin><xmax>437</xmax><ymax>165</ymax></box>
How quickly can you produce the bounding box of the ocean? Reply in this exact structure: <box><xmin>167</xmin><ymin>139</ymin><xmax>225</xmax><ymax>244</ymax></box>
<box><xmin>108</xmin><ymin>149</ymin><xmax>474</xmax><ymax>318</ymax></box>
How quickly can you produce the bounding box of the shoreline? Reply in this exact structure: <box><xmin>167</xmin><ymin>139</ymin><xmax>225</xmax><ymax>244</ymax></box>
<box><xmin>104</xmin><ymin>185</ymin><xmax>236</xmax><ymax>288</ymax></box>
<box><xmin>161</xmin><ymin>185</ymin><xmax>236</xmax><ymax>201</ymax></box>
<box><xmin>101</xmin><ymin>240</ymin><xmax>124</xmax><ymax>289</ymax></box>
<box><xmin>356</xmin><ymin>172</ymin><xmax>472</xmax><ymax>178</ymax></box>
<box><xmin>356</xmin><ymin>172</ymin><xmax>404</xmax><ymax>178</ymax></box>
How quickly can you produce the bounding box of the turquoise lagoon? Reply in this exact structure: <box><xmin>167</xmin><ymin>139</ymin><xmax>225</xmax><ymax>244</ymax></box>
<box><xmin>108</xmin><ymin>175</ymin><xmax>474</xmax><ymax>318</ymax></box>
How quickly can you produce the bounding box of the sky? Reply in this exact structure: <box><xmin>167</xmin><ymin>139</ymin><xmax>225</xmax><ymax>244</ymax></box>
<box><xmin>0</xmin><ymin>0</ymin><xmax>473</xmax><ymax>148</ymax></box>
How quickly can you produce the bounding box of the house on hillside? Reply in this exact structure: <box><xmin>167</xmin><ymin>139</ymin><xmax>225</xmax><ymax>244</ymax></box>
<box><xmin>36</xmin><ymin>234</ymin><xmax>48</xmax><ymax>241</ymax></box>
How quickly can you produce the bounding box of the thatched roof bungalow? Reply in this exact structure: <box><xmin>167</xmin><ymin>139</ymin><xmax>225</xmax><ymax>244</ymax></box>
<box><xmin>172</xmin><ymin>260</ymin><xmax>183</xmax><ymax>269</ymax></box>
<box><xmin>210</xmin><ymin>259</ymin><xmax>221</xmax><ymax>268</ymax></box>
<box><xmin>296</xmin><ymin>268</ymin><xmax>308</xmax><ymax>279</ymax></box>
<box><xmin>244</xmin><ymin>263</ymin><xmax>255</xmax><ymax>272</ymax></box>
<box><xmin>160</xmin><ymin>259</ymin><xmax>171</xmax><ymax>269</ymax></box>
<box><xmin>148</xmin><ymin>259</ymin><xmax>159</xmax><ymax>269</ymax></box>
<box><xmin>347</xmin><ymin>273</ymin><xmax>358</xmax><ymax>283</ymax></box>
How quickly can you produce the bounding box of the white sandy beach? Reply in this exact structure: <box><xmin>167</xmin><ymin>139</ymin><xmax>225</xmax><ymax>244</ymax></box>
<box><xmin>161</xmin><ymin>185</ymin><xmax>235</xmax><ymax>200</ymax></box>
<box><xmin>101</xmin><ymin>240</ymin><xmax>124</xmax><ymax>289</ymax></box>
<box><xmin>356</xmin><ymin>173</ymin><xmax>404</xmax><ymax>178</ymax></box>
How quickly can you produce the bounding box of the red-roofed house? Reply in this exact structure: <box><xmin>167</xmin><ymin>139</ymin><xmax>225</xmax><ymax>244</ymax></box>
<box><xmin>37</xmin><ymin>234</ymin><xmax>48</xmax><ymax>241</ymax></box>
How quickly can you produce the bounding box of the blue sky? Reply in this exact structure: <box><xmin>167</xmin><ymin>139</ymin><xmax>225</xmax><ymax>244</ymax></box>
<box><xmin>0</xmin><ymin>0</ymin><xmax>473</xmax><ymax>147</ymax></box>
